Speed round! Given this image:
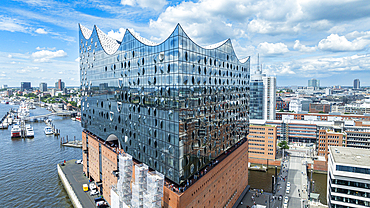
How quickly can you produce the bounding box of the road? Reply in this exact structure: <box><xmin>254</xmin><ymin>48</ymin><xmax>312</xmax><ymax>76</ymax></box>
<box><xmin>286</xmin><ymin>150</ymin><xmax>309</xmax><ymax>208</ymax></box>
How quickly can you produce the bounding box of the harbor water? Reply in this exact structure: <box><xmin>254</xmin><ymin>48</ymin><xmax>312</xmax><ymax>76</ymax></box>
<box><xmin>249</xmin><ymin>168</ymin><xmax>328</xmax><ymax>205</ymax></box>
<box><xmin>0</xmin><ymin>103</ymin><xmax>81</xmax><ymax>207</ymax></box>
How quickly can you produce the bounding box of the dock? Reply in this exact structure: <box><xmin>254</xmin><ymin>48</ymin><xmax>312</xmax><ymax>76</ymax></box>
<box><xmin>62</xmin><ymin>140</ymin><xmax>83</xmax><ymax>148</ymax></box>
<box><xmin>57</xmin><ymin>160</ymin><xmax>98</xmax><ymax>208</ymax></box>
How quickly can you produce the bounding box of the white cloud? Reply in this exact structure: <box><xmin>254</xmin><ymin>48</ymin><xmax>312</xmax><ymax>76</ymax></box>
<box><xmin>345</xmin><ymin>31</ymin><xmax>370</xmax><ymax>40</ymax></box>
<box><xmin>318</xmin><ymin>34</ymin><xmax>370</xmax><ymax>51</ymax></box>
<box><xmin>75</xmin><ymin>57</ymin><xmax>80</xmax><ymax>62</ymax></box>
<box><xmin>35</xmin><ymin>28</ymin><xmax>47</xmax><ymax>34</ymax></box>
<box><xmin>7</xmin><ymin>54</ymin><xmax>12</xmax><ymax>58</ymax></box>
<box><xmin>121</xmin><ymin>0</ymin><xmax>167</xmax><ymax>11</ymax></box>
<box><xmin>31</xmin><ymin>49</ymin><xmax>67</xmax><ymax>62</ymax></box>
<box><xmin>293</xmin><ymin>40</ymin><xmax>316</xmax><ymax>52</ymax></box>
<box><xmin>258</xmin><ymin>42</ymin><xmax>289</xmax><ymax>55</ymax></box>
<box><xmin>0</xmin><ymin>15</ymin><xmax>28</xmax><ymax>33</ymax></box>
<box><xmin>16</xmin><ymin>66</ymin><xmax>39</xmax><ymax>74</ymax></box>
<box><xmin>36</xmin><ymin>46</ymin><xmax>45</xmax><ymax>50</ymax></box>
<box><xmin>107</xmin><ymin>28</ymin><xmax>126</xmax><ymax>41</ymax></box>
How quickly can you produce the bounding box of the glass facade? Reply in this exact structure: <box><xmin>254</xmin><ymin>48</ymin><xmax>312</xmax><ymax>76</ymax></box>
<box><xmin>250</xmin><ymin>80</ymin><xmax>263</xmax><ymax>119</ymax></box>
<box><xmin>79</xmin><ymin>24</ymin><xmax>250</xmax><ymax>184</ymax></box>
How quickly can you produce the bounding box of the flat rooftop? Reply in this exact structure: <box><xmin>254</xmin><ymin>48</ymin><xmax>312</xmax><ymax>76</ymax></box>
<box><xmin>330</xmin><ymin>146</ymin><xmax>370</xmax><ymax>167</ymax></box>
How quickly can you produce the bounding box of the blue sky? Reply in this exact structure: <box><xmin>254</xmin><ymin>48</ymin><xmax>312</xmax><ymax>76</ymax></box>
<box><xmin>1</xmin><ymin>0</ymin><xmax>370</xmax><ymax>87</ymax></box>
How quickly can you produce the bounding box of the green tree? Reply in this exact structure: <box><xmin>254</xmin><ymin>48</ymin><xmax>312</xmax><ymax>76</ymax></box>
<box><xmin>278</xmin><ymin>140</ymin><xmax>289</xmax><ymax>158</ymax></box>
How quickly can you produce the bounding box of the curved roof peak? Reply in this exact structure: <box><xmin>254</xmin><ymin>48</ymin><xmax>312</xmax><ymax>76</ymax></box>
<box><xmin>95</xmin><ymin>25</ymin><xmax>121</xmax><ymax>55</ymax></box>
<box><xmin>203</xmin><ymin>39</ymin><xmax>229</xmax><ymax>49</ymax></box>
<box><xmin>127</xmin><ymin>28</ymin><xmax>157</xmax><ymax>46</ymax></box>
<box><xmin>79</xmin><ymin>24</ymin><xmax>92</xmax><ymax>39</ymax></box>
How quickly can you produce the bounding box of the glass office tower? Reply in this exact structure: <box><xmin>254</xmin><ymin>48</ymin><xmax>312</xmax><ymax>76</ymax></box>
<box><xmin>79</xmin><ymin>24</ymin><xmax>250</xmax><ymax>184</ymax></box>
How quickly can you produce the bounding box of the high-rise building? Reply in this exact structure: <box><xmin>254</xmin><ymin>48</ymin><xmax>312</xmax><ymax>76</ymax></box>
<box><xmin>39</xmin><ymin>83</ymin><xmax>47</xmax><ymax>92</ymax></box>
<box><xmin>354</xmin><ymin>79</ymin><xmax>360</xmax><ymax>89</ymax></box>
<box><xmin>1</xmin><ymin>84</ymin><xmax>8</xmax><ymax>89</ymax></box>
<box><xmin>55</xmin><ymin>79</ymin><xmax>65</xmax><ymax>91</ymax></box>
<box><xmin>327</xmin><ymin>146</ymin><xmax>370</xmax><ymax>208</ymax></box>
<box><xmin>250</xmin><ymin>72</ymin><xmax>264</xmax><ymax>119</ymax></box>
<box><xmin>308</xmin><ymin>78</ymin><xmax>320</xmax><ymax>88</ymax></box>
<box><xmin>263</xmin><ymin>76</ymin><xmax>276</xmax><ymax>120</ymax></box>
<box><xmin>79</xmin><ymin>24</ymin><xmax>250</xmax><ymax>207</ymax></box>
<box><xmin>21</xmin><ymin>82</ymin><xmax>31</xmax><ymax>91</ymax></box>
<box><xmin>250</xmin><ymin>56</ymin><xmax>276</xmax><ymax>120</ymax></box>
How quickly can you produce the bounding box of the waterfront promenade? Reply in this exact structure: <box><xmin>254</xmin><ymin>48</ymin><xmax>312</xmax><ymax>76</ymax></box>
<box><xmin>58</xmin><ymin>159</ymin><xmax>97</xmax><ymax>208</ymax></box>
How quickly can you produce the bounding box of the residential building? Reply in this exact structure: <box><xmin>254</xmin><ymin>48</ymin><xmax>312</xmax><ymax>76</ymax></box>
<box><xmin>354</xmin><ymin>79</ymin><xmax>360</xmax><ymax>89</ymax></box>
<box><xmin>327</xmin><ymin>146</ymin><xmax>370</xmax><ymax>208</ymax></box>
<box><xmin>263</xmin><ymin>76</ymin><xmax>276</xmax><ymax>120</ymax></box>
<box><xmin>39</xmin><ymin>82</ymin><xmax>47</xmax><ymax>92</ymax></box>
<box><xmin>308</xmin><ymin>78</ymin><xmax>320</xmax><ymax>88</ymax></box>
<box><xmin>79</xmin><ymin>23</ymin><xmax>250</xmax><ymax>207</ymax></box>
<box><xmin>21</xmin><ymin>82</ymin><xmax>31</xmax><ymax>91</ymax></box>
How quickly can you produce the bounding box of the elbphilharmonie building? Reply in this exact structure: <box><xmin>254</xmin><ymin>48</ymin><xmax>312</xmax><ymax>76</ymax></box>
<box><xmin>79</xmin><ymin>23</ymin><xmax>250</xmax><ymax>185</ymax></box>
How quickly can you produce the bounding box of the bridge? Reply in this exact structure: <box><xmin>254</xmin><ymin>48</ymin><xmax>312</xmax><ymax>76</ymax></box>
<box><xmin>24</xmin><ymin>111</ymin><xmax>78</xmax><ymax>121</ymax></box>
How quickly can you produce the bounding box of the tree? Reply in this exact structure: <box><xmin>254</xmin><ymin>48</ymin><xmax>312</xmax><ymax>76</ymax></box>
<box><xmin>278</xmin><ymin>140</ymin><xmax>289</xmax><ymax>158</ymax></box>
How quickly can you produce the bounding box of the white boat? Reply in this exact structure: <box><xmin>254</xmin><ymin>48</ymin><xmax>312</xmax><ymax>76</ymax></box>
<box><xmin>0</xmin><ymin>122</ymin><xmax>8</xmax><ymax>129</ymax></box>
<box><xmin>44</xmin><ymin>127</ymin><xmax>53</xmax><ymax>135</ymax></box>
<box><xmin>11</xmin><ymin>125</ymin><xmax>21</xmax><ymax>138</ymax></box>
<box><xmin>26</xmin><ymin>125</ymin><xmax>34</xmax><ymax>138</ymax></box>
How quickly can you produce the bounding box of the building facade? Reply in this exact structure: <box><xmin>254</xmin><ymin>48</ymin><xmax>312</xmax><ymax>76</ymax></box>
<box><xmin>309</xmin><ymin>103</ymin><xmax>331</xmax><ymax>113</ymax></box>
<box><xmin>354</xmin><ymin>79</ymin><xmax>360</xmax><ymax>89</ymax></box>
<box><xmin>327</xmin><ymin>146</ymin><xmax>370</xmax><ymax>208</ymax></box>
<box><xmin>79</xmin><ymin>23</ymin><xmax>250</xmax><ymax>186</ymax></box>
<box><xmin>250</xmin><ymin>73</ymin><xmax>264</xmax><ymax>119</ymax></box>
<box><xmin>263</xmin><ymin>76</ymin><xmax>276</xmax><ymax>120</ymax></box>
<box><xmin>39</xmin><ymin>82</ymin><xmax>47</xmax><ymax>92</ymax></box>
<box><xmin>247</xmin><ymin>124</ymin><xmax>277</xmax><ymax>163</ymax></box>
<box><xmin>308</xmin><ymin>78</ymin><xmax>320</xmax><ymax>88</ymax></box>
<box><xmin>21</xmin><ymin>82</ymin><xmax>31</xmax><ymax>91</ymax></box>
<box><xmin>55</xmin><ymin>79</ymin><xmax>65</xmax><ymax>91</ymax></box>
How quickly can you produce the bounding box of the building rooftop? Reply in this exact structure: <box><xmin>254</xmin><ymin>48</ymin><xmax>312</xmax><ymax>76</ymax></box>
<box><xmin>330</xmin><ymin>146</ymin><xmax>370</xmax><ymax>167</ymax></box>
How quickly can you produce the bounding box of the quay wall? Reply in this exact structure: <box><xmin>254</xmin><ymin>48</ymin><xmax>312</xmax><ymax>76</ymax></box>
<box><xmin>57</xmin><ymin>164</ymin><xmax>83</xmax><ymax>208</ymax></box>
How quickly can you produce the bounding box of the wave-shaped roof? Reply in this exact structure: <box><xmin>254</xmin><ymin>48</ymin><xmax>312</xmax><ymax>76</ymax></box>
<box><xmin>78</xmin><ymin>23</ymin><xmax>250</xmax><ymax>64</ymax></box>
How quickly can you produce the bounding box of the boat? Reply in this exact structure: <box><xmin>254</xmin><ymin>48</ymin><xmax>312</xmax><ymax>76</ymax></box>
<box><xmin>11</xmin><ymin>125</ymin><xmax>21</xmax><ymax>138</ymax></box>
<box><xmin>26</xmin><ymin>125</ymin><xmax>34</xmax><ymax>138</ymax></box>
<box><xmin>0</xmin><ymin>122</ymin><xmax>8</xmax><ymax>129</ymax></box>
<box><xmin>44</xmin><ymin>127</ymin><xmax>53</xmax><ymax>135</ymax></box>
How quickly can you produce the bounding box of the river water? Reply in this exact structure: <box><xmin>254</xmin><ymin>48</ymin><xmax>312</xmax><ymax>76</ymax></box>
<box><xmin>0</xmin><ymin>103</ymin><xmax>81</xmax><ymax>207</ymax></box>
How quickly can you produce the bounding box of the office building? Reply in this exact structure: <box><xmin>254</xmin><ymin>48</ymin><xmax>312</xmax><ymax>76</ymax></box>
<box><xmin>79</xmin><ymin>24</ymin><xmax>250</xmax><ymax>207</ymax></box>
<box><xmin>21</xmin><ymin>82</ymin><xmax>31</xmax><ymax>91</ymax></box>
<box><xmin>289</xmin><ymin>98</ymin><xmax>312</xmax><ymax>113</ymax></box>
<box><xmin>250</xmin><ymin>59</ymin><xmax>276</xmax><ymax>120</ymax></box>
<box><xmin>55</xmin><ymin>79</ymin><xmax>65</xmax><ymax>91</ymax></box>
<box><xmin>247</xmin><ymin>122</ymin><xmax>278</xmax><ymax>165</ymax></box>
<box><xmin>250</xmin><ymin>69</ymin><xmax>264</xmax><ymax>119</ymax></box>
<box><xmin>308</xmin><ymin>78</ymin><xmax>320</xmax><ymax>88</ymax></box>
<box><xmin>327</xmin><ymin>146</ymin><xmax>370</xmax><ymax>208</ymax></box>
<box><xmin>309</xmin><ymin>103</ymin><xmax>331</xmax><ymax>113</ymax></box>
<box><xmin>354</xmin><ymin>79</ymin><xmax>360</xmax><ymax>89</ymax></box>
<box><xmin>1</xmin><ymin>84</ymin><xmax>8</xmax><ymax>89</ymax></box>
<box><xmin>39</xmin><ymin>83</ymin><xmax>47</xmax><ymax>92</ymax></box>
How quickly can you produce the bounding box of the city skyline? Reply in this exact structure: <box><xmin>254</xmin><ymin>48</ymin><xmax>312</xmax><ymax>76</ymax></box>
<box><xmin>1</xmin><ymin>0</ymin><xmax>370</xmax><ymax>87</ymax></box>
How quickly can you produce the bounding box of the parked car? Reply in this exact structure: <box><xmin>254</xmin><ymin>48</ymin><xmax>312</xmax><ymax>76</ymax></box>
<box><xmin>83</xmin><ymin>184</ymin><xmax>88</xmax><ymax>192</ymax></box>
<box><xmin>90</xmin><ymin>189</ymin><xmax>99</xmax><ymax>196</ymax></box>
<box><xmin>89</xmin><ymin>183</ymin><xmax>96</xmax><ymax>190</ymax></box>
<box><xmin>76</xmin><ymin>159</ymin><xmax>82</xmax><ymax>164</ymax></box>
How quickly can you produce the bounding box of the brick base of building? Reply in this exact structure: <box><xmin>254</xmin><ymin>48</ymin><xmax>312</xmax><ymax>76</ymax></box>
<box><xmin>163</xmin><ymin>141</ymin><xmax>249</xmax><ymax>208</ymax></box>
<box><xmin>248</xmin><ymin>157</ymin><xmax>281</xmax><ymax>167</ymax></box>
